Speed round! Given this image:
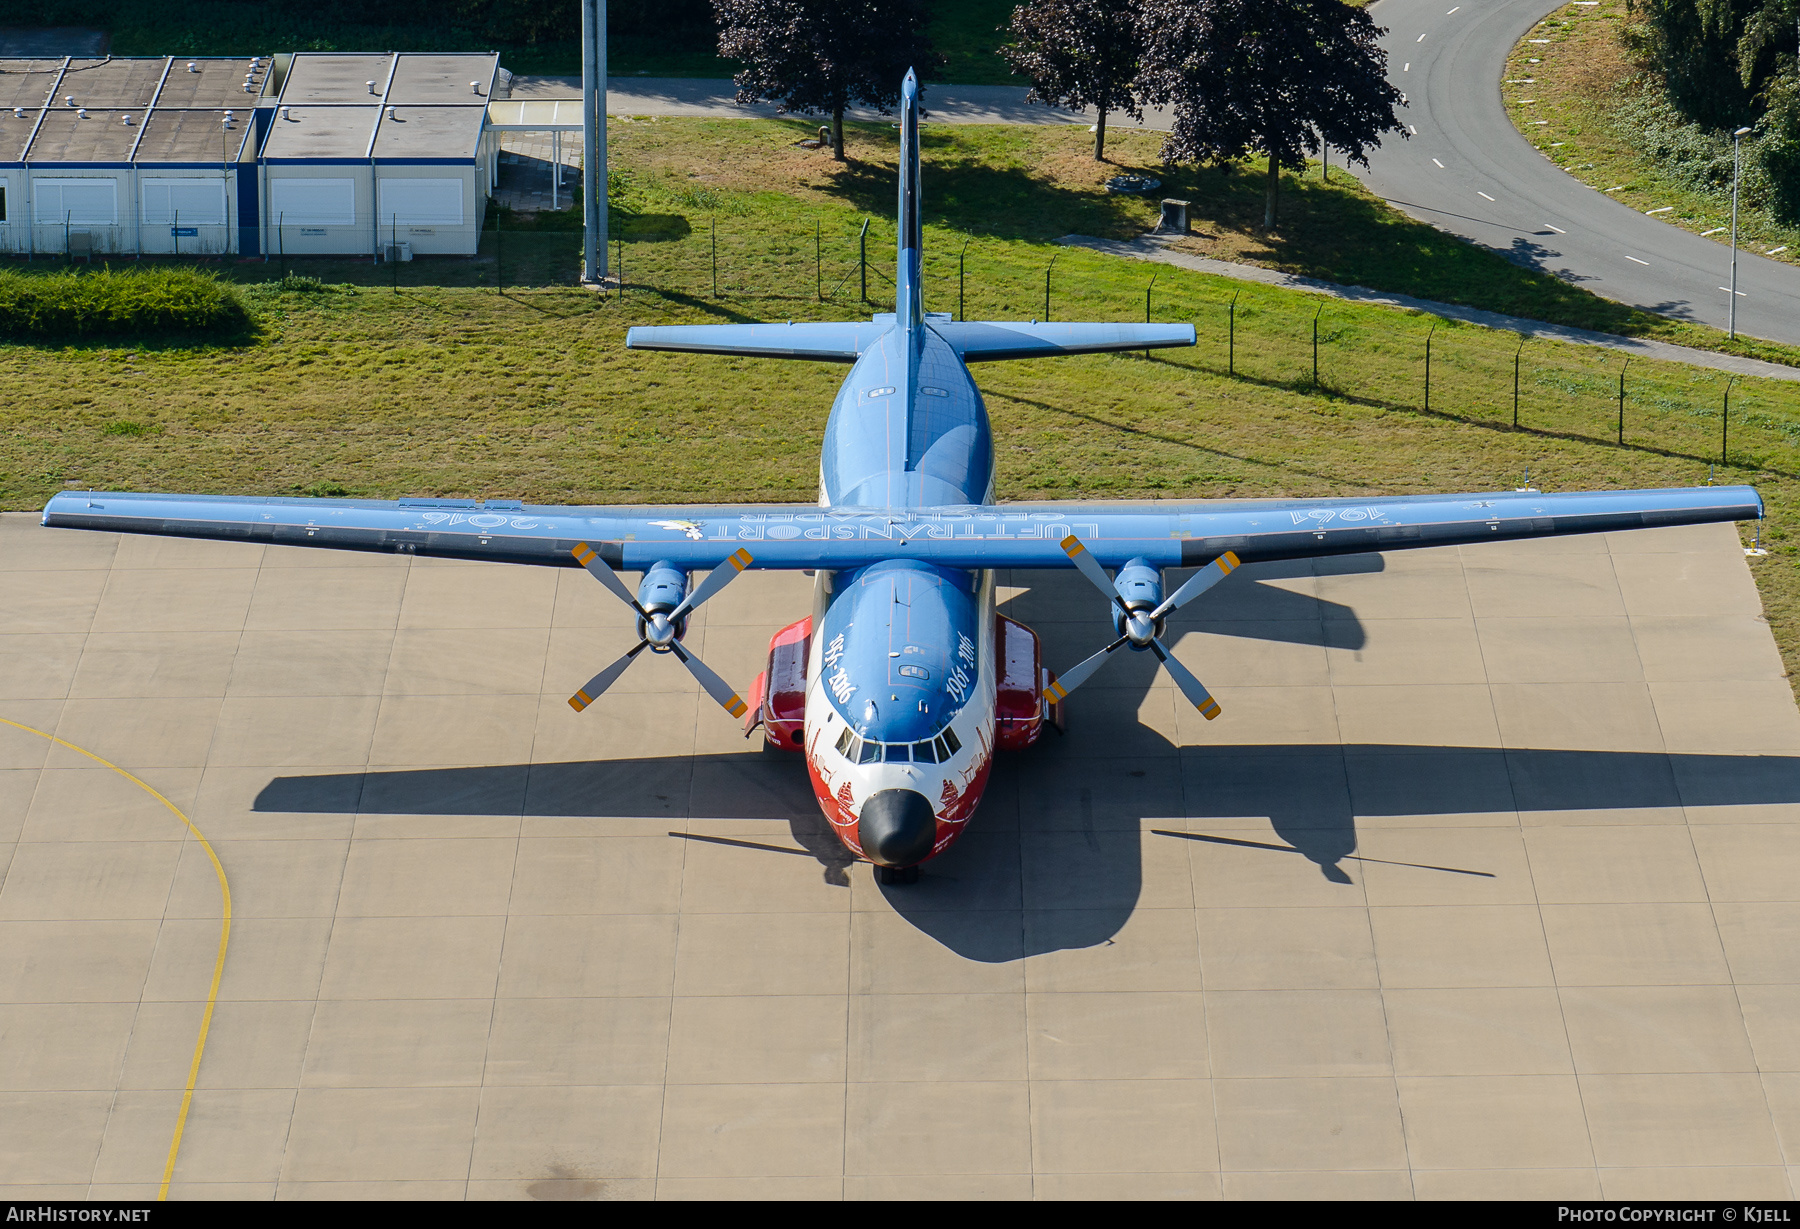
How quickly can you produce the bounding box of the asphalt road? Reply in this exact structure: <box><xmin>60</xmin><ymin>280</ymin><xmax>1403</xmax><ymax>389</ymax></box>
<box><xmin>1361</xmin><ymin>0</ymin><xmax>1800</xmax><ymax>346</ymax></box>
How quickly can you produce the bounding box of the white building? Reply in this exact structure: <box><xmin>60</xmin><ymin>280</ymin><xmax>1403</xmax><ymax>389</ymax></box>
<box><xmin>0</xmin><ymin>50</ymin><xmax>501</xmax><ymax>258</ymax></box>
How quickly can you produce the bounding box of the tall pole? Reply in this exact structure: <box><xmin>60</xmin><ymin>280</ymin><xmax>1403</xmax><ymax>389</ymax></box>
<box><xmin>582</xmin><ymin>0</ymin><xmax>608</xmax><ymax>284</ymax></box>
<box><xmin>1730</xmin><ymin>126</ymin><xmax>1750</xmax><ymax>337</ymax></box>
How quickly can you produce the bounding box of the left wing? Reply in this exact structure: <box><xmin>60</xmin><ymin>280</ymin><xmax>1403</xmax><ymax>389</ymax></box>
<box><xmin>41</xmin><ymin>486</ymin><xmax>1761</xmax><ymax>570</ymax></box>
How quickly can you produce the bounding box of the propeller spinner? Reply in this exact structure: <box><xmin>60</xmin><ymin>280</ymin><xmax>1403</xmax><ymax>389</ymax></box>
<box><xmin>566</xmin><ymin>542</ymin><xmax>754</xmax><ymax>718</ymax></box>
<box><xmin>1045</xmin><ymin>534</ymin><xmax>1239</xmax><ymax>720</ymax></box>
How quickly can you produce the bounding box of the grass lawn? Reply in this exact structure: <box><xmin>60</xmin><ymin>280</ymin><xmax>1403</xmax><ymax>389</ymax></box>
<box><xmin>1499</xmin><ymin>0</ymin><xmax>1800</xmax><ymax>268</ymax></box>
<box><xmin>6</xmin><ymin>117</ymin><xmax>1800</xmax><ymax>691</ymax></box>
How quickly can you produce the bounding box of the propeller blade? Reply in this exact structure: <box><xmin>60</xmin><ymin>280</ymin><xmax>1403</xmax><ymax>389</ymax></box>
<box><xmin>1043</xmin><ymin>636</ymin><xmax>1130</xmax><ymax>704</ymax></box>
<box><xmin>1151</xmin><ymin>638</ymin><xmax>1222</xmax><ymax>720</ymax></box>
<box><xmin>670</xmin><ymin>547</ymin><xmax>754</xmax><ymax>621</ymax></box>
<box><xmin>571</xmin><ymin>543</ymin><xmax>646</xmax><ymax>615</ymax></box>
<box><xmin>1150</xmin><ymin>550</ymin><xmax>1241</xmax><ymax>621</ymax></box>
<box><xmin>567</xmin><ymin>640</ymin><xmax>650</xmax><ymax>712</ymax></box>
<box><xmin>1060</xmin><ymin>534</ymin><xmax>1128</xmax><ymax>611</ymax></box>
<box><xmin>670</xmin><ymin>640</ymin><xmax>750</xmax><ymax>719</ymax></box>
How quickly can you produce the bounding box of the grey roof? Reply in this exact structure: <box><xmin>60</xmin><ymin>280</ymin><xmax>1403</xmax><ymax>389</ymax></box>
<box><xmin>370</xmin><ymin>106</ymin><xmax>484</xmax><ymax>159</ymax></box>
<box><xmin>279</xmin><ymin>53</ymin><xmax>395</xmax><ymax>105</ymax></box>
<box><xmin>0</xmin><ymin>60</ymin><xmax>66</xmax><ymax>110</ymax></box>
<box><xmin>262</xmin><ymin>104</ymin><xmax>380</xmax><ymax>161</ymax></box>
<box><xmin>0</xmin><ymin>56</ymin><xmax>267</xmax><ymax>164</ymax></box>
<box><xmin>387</xmin><ymin>53</ymin><xmax>499</xmax><ymax>105</ymax></box>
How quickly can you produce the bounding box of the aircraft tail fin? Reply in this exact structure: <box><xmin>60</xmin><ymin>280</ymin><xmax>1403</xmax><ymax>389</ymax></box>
<box><xmin>896</xmin><ymin>69</ymin><xmax>923</xmax><ymax>336</ymax></box>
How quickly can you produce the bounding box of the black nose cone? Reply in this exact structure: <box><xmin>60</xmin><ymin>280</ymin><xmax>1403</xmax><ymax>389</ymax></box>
<box><xmin>858</xmin><ymin>789</ymin><xmax>937</xmax><ymax>868</ymax></box>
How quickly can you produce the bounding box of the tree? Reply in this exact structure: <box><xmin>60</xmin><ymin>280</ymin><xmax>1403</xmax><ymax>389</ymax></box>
<box><xmin>714</xmin><ymin>0</ymin><xmax>938</xmax><ymax>161</ymax></box>
<box><xmin>1001</xmin><ymin>0</ymin><xmax>1143</xmax><ymax>160</ymax></box>
<box><xmin>1138</xmin><ymin>0</ymin><xmax>1405</xmax><ymax>229</ymax></box>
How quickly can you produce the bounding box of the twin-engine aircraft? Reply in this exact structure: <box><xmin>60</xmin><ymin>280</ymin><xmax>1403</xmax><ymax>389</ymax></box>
<box><xmin>42</xmin><ymin>72</ymin><xmax>1761</xmax><ymax>884</ymax></box>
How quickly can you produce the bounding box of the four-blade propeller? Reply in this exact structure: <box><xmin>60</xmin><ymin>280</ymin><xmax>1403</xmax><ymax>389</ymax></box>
<box><xmin>566</xmin><ymin>543</ymin><xmax>754</xmax><ymax>718</ymax></box>
<box><xmin>1046</xmin><ymin>534</ymin><xmax>1240</xmax><ymax>720</ymax></box>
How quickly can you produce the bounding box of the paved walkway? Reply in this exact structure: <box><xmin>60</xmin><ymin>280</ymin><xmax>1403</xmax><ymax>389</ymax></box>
<box><xmin>1062</xmin><ymin>234</ymin><xmax>1800</xmax><ymax>384</ymax></box>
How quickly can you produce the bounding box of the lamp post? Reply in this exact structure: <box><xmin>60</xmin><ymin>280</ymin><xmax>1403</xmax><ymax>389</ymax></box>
<box><xmin>581</xmin><ymin>0</ymin><xmax>609</xmax><ymax>285</ymax></box>
<box><xmin>1729</xmin><ymin>125</ymin><xmax>1752</xmax><ymax>338</ymax></box>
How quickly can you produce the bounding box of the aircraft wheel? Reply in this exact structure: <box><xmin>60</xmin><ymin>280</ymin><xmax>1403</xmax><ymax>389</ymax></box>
<box><xmin>876</xmin><ymin>864</ymin><xmax>920</xmax><ymax>886</ymax></box>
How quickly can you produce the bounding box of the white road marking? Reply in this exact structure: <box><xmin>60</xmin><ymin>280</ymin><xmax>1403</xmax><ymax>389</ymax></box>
<box><xmin>1410</xmin><ymin>125</ymin><xmax>1418</xmax><ymax>135</ymax></box>
<box><xmin>1405</xmin><ymin>63</ymin><xmax>1410</xmax><ymax>70</ymax></box>
<box><xmin>1646</xmin><ymin>206</ymin><xmax>1673</xmax><ymax>214</ymax></box>
<box><xmin>1543</xmin><ymin>224</ymin><xmax>1567</xmax><ymax>233</ymax></box>
<box><xmin>1447</xmin><ymin>6</ymin><xmax>1460</xmax><ymax>12</ymax></box>
<box><xmin>1702</xmin><ymin>227</ymin><xmax>1726</xmax><ymax>236</ymax></box>
<box><xmin>1478</xmin><ymin>191</ymin><xmax>1496</xmax><ymax>201</ymax></box>
<box><xmin>1625</xmin><ymin>255</ymin><xmax>1649</xmax><ymax>265</ymax></box>
<box><xmin>1433</xmin><ymin>158</ymin><xmax>1445</xmax><ymax>168</ymax></box>
<box><xmin>1417</xmin><ymin>32</ymin><xmax>1428</xmax><ymax>41</ymax></box>
<box><xmin>1719</xmin><ymin>288</ymin><xmax>1748</xmax><ymax>296</ymax></box>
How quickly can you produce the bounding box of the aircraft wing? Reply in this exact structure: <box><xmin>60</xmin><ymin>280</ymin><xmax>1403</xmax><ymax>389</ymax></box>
<box><xmin>41</xmin><ymin>486</ymin><xmax>1760</xmax><ymax>571</ymax></box>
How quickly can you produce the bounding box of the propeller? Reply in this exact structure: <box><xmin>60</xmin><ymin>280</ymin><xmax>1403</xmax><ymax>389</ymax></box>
<box><xmin>1045</xmin><ymin>534</ymin><xmax>1240</xmax><ymax>720</ymax></box>
<box><xmin>566</xmin><ymin>542</ymin><xmax>754</xmax><ymax>718</ymax></box>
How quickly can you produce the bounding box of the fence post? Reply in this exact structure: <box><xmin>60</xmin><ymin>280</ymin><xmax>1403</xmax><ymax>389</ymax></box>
<box><xmin>1312</xmin><ymin>303</ymin><xmax>1323</xmax><ymax>388</ymax></box>
<box><xmin>1513</xmin><ymin>336</ymin><xmax>1524</xmax><ymax>427</ymax></box>
<box><xmin>496</xmin><ymin>209</ymin><xmax>503</xmax><ymax>293</ymax></box>
<box><xmin>958</xmin><ymin>237</ymin><xmax>971</xmax><ymax>321</ymax></box>
<box><xmin>391</xmin><ymin>214</ymin><xmax>398</xmax><ymax>293</ymax></box>
<box><xmin>617</xmin><ymin>232</ymin><xmax>624</xmax><ymax>294</ymax></box>
<box><xmin>1144</xmin><ymin>269</ymin><xmax>1158</xmax><ymax>359</ymax></box>
<box><xmin>858</xmin><ymin>219</ymin><xmax>870</xmax><ymax>303</ymax></box>
<box><xmin>1617</xmin><ymin>356</ymin><xmax>1629</xmax><ymax>446</ymax></box>
<box><xmin>1723</xmin><ymin>375</ymin><xmax>1738</xmax><ymax>464</ymax></box>
<box><xmin>1043</xmin><ymin>253</ymin><xmax>1058</xmax><ymax>322</ymax></box>
<box><xmin>815</xmin><ymin>220</ymin><xmax>822</xmax><ymax>301</ymax></box>
<box><xmin>1424</xmin><ymin>323</ymin><xmax>1436</xmax><ymax>414</ymax></box>
<box><xmin>1229</xmin><ymin>291</ymin><xmax>1239</xmax><ymax>377</ymax></box>
<box><xmin>711</xmin><ymin>216</ymin><xmax>717</xmax><ymax>297</ymax></box>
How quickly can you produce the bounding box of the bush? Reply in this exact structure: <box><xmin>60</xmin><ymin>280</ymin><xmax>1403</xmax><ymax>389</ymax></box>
<box><xmin>0</xmin><ymin>267</ymin><xmax>257</xmax><ymax>340</ymax></box>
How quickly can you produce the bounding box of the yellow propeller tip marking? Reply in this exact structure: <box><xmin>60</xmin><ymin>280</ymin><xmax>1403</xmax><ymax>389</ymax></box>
<box><xmin>1045</xmin><ymin>682</ymin><xmax>1068</xmax><ymax>704</ymax></box>
<box><xmin>568</xmin><ymin>691</ymin><xmax>593</xmax><ymax>712</ymax></box>
<box><xmin>725</xmin><ymin>697</ymin><xmax>748</xmax><ymax>718</ymax></box>
<box><xmin>572</xmin><ymin>544</ymin><xmax>595</xmax><ymax>564</ymax></box>
<box><xmin>1220</xmin><ymin>551</ymin><xmax>1240</xmax><ymax>570</ymax></box>
<box><xmin>1060</xmin><ymin>535</ymin><xmax>1085</xmax><ymax>555</ymax></box>
<box><xmin>1199</xmin><ymin>699</ymin><xmax>1222</xmax><ymax>720</ymax></box>
<box><xmin>730</xmin><ymin>548</ymin><xmax>753</xmax><ymax>570</ymax></box>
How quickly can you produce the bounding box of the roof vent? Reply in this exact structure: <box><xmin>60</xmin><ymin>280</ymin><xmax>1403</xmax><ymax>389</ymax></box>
<box><xmin>187</xmin><ymin>62</ymin><xmax>198</xmax><ymax>72</ymax></box>
<box><xmin>122</xmin><ymin>114</ymin><xmax>133</xmax><ymax>125</ymax></box>
<box><xmin>11</xmin><ymin>109</ymin><xmax>22</xmax><ymax>119</ymax></box>
<box><xmin>77</xmin><ymin>108</ymin><xmax>88</xmax><ymax>119</ymax></box>
<box><xmin>470</xmin><ymin>80</ymin><xmax>483</xmax><ymax>95</ymax></box>
<box><xmin>281</xmin><ymin>106</ymin><xmax>293</xmax><ymax>121</ymax></box>
<box><xmin>385</xmin><ymin>105</ymin><xmax>396</xmax><ymax>120</ymax></box>
<box><xmin>64</xmin><ymin>94</ymin><xmax>74</xmax><ymax>106</ymax></box>
<box><xmin>366</xmin><ymin>80</ymin><xmax>378</xmax><ymax>95</ymax></box>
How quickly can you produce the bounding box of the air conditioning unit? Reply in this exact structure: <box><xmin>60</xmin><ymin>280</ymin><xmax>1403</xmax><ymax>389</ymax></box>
<box><xmin>381</xmin><ymin>241</ymin><xmax>413</xmax><ymax>262</ymax></box>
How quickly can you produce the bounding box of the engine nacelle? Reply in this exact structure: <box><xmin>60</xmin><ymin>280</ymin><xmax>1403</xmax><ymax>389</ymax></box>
<box><xmin>636</xmin><ymin>561</ymin><xmax>690</xmax><ymax>646</ymax></box>
<box><xmin>1110</xmin><ymin>556</ymin><xmax>1163</xmax><ymax>641</ymax></box>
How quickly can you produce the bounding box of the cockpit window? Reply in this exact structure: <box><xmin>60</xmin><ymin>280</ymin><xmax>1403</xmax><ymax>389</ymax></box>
<box><xmin>834</xmin><ymin>727</ymin><xmax>960</xmax><ymax>766</ymax></box>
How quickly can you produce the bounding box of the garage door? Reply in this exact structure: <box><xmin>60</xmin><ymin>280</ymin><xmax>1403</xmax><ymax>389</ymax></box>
<box><xmin>33</xmin><ymin>179</ymin><xmax>118</xmax><ymax>225</ymax></box>
<box><xmin>376</xmin><ymin>178</ymin><xmax>463</xmax><ymax>227</ymax></box>
<box><xmin>269</xmin><ymin>178</ymin><xmax>356</xmax><ymax>227</ymax></box>
<box><xmin>141</xmin><ymin>178</ymin><xmax>227</xmax><ymax>226</ymax></box>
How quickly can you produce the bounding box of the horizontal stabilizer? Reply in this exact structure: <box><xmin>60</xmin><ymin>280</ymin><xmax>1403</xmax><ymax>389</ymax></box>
<box><xmin>932</xmin><ymin>321</ymin><xmax>1196</xmax><ymax>361</ymax></box>
<box><xmin>626</xmin><ymin>322</ymin><xmax>890</xmax><ymax>363</ymax></box>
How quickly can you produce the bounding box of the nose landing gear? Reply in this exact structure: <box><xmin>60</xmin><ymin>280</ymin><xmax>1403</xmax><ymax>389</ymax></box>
<box><xmin>875</xmin><ymin>864</ymin><xmax>920</xmax><ymax>886</ymax></box>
